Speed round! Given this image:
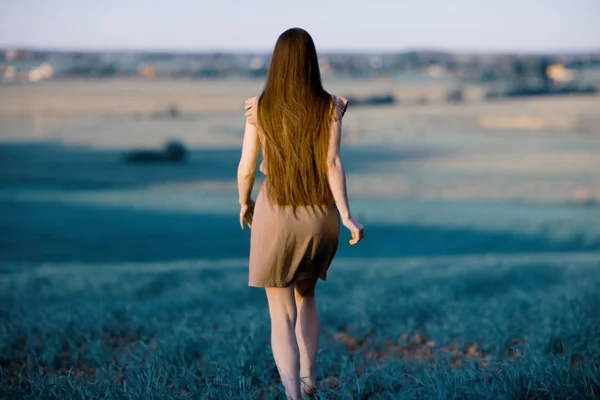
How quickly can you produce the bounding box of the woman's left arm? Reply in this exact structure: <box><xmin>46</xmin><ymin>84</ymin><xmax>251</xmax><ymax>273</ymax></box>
<box><xmin>237</xmin><ymin>120</ymin><xmax>260</xmax><ymax>228</ymax></box>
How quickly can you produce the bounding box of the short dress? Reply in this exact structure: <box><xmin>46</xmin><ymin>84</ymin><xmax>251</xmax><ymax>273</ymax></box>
<box><xmin>244</xmin><ymin>95</ymin><xmax>349</xmax><ymax>288</ymax></box>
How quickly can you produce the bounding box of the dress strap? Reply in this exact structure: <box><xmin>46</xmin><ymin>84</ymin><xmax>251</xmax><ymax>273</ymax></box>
<box><xmin>332</xmin><ymin>95</ymin><xmax>348</xmax><ymax>121</ymax></box>
<box><xmin>244</xmin><ymin>96</ymin><xmax>258</xmax><ymax>125</ymax></box>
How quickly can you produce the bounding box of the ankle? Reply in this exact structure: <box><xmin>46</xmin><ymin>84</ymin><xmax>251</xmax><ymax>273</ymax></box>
<box><xmin>299</xmin><ymin>370</ymin><xmax>316</xmax><ymax>382</ymax></box>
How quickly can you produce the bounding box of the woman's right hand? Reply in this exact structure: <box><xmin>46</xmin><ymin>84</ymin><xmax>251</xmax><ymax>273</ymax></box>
<box><xmin>342</xmin><ymin>216</ymin><xmax>364</xmax><ymax>245</ymax></box>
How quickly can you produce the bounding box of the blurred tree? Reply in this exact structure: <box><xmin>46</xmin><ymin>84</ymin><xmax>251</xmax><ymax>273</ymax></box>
<box><xmin>512</xmin><ymin>58</ymin><xmax>526</xmax><ymax>85</ymax></box>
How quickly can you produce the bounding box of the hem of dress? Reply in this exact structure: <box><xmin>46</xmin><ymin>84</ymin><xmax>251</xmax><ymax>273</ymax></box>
<box><xmin>248</xmin><ymin>276</ymin><xmax>326</xmax><ymax>288</ymax></box>
<box><xmin>248</xmin><ymin>282</ymin><xmax>292</xmax><ymax>288</ymax></box>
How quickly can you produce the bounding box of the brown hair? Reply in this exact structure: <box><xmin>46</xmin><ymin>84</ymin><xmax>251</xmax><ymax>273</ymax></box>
<box><xmin>257</xmin><ymin>27</ymin><xmax>334</xmax><ymax>207</ymax></box>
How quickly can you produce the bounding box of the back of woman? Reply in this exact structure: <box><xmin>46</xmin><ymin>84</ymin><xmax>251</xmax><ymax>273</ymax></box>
<box><xmin>237</xmin><ymin>27</ymin><xmax>364</xmax><ymax>400</ymax></box>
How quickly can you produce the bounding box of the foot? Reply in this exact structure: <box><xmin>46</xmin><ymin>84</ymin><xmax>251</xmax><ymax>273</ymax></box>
<box><xmin>303</xmin><ymin>386</ymin><xmax>317</xmax><ymax>397</ymax></box>
<box><xmin>300</xmin><ymin>377</ymin><xmax>317</xmax><ymax>397</ymax></box>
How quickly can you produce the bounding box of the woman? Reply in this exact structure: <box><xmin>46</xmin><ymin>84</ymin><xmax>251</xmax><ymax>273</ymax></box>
<box><xmin>237</xmin><ymin>27</ymin><xmax>364</xmax><ymax>399</ymax></box>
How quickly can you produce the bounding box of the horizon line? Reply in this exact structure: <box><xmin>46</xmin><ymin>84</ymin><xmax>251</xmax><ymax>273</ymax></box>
<box><xmin>2</xmin><ymin>44</ymin><xmax>599</xmax><ymax>56</ymax></box>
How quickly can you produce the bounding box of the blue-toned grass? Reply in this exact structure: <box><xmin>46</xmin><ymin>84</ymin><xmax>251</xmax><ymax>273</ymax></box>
<box><xmin>1</xmin><ymin>257</ymin><xmax>600</xmax><ymax>399</ymax></box>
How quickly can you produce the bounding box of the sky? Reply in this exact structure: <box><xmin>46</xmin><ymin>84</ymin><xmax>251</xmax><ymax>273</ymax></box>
<box><xmin>1</xmin><ymin>0</ymin><xmax>599</xmax><ymax>53</ymax></box>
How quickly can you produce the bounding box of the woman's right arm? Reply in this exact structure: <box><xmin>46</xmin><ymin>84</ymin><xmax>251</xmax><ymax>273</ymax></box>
<box><xmin>326</xmin><ymin>117</ymin><xmax>364</xmax><ymax>245</ymax></box>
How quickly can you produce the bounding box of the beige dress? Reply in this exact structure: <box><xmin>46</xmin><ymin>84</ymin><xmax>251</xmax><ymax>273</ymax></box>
<box><xmin>244</xmin><ymin>95</ymin><xmax>348</xmax><ymax>288</ymax></box>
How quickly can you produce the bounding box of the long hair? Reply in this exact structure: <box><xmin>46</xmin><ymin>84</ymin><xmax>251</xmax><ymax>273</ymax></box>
<box><xmin>257</xmin><ymin>27</ymin><xmax>334</xmax><ymax>207</ymax></box>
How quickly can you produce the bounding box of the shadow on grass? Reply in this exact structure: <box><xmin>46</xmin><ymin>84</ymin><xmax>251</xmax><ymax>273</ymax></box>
<box><xmin>0</xmin><ymin>140</ymin><xmax>427</xmax><ymax>190</ymax></box>
<box><xmin>1</xmin><ymin>198</ymin><xmax>598</xmax><ymax>263</ymax></box>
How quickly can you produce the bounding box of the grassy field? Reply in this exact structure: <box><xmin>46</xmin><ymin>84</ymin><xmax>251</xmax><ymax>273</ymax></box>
<box><xmin>1</xmin><ymin>79</ymin><xmax>600</xmax><ymax>398</ymax></box>
<box><xmin>2</xmin><ymin>253</ymin><xmax>600</xmax><ymax>399</ymax></box>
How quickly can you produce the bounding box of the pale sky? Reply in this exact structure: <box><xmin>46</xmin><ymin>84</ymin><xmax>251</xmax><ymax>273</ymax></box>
<box><xmin>1</xmin><ymin>0</ymin><xmax>598</xmax><ymax>53</ymax></box>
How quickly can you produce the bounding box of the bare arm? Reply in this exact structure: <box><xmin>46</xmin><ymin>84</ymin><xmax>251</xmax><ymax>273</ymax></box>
<box><xmin>327</xmin><ymin>115</ymin><xmax>364</xmax><ymax>244</ymax></box>
<box><xmin>237</xmin><ymin>120</ymin><xmax>260</xmax><ymax>205</ymax></box>
<box><xmin>326</xmin><ymin>118</ymin><xmax>352</xmax><ymax>221</ymax></box>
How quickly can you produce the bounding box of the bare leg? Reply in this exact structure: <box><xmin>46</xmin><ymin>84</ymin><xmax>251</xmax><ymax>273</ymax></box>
<box><xmin>294</xmin><ymin>278</ymin><xmax>319</xmax><ymax>396</ymax></box>
<box><xmin>265</xmin><ymin>286</ymin><xmax>301</xmax><ymax>400</ymax></box>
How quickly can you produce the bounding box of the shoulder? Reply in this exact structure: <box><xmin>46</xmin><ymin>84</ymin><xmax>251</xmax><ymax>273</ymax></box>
<box><xmin>244</xmin><ymin>96</ymin><xmax>258</xmax><ymax>124</ymax></box>
<box><xmin>330</xmin><ymin>94</ymin><xmax>349</xmax><ymax>121</ymax></box>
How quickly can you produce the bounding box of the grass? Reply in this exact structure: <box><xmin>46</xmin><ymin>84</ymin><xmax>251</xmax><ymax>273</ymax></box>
<box><xmin>1</xmin><ymin>255</ymin><xmax>599</xmax><ymax>399</ymax></box>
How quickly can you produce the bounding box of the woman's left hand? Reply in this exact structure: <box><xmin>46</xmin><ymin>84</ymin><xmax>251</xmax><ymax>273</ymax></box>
<box><xmin>240</xmin><ymin>199</ymin><xmax>255</xmax><ymax>230</ymax></box>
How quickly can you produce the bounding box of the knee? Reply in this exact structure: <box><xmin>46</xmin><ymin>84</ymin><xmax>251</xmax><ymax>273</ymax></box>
<box><xmin>269</xmin><ymin>303</ymin><xmax>297</xmax><ymax>326</ymax></box>
<box><xmin>274</xmin><ymin>308</ymin><xmax>297</xmax><ymax>327</ymax></box>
